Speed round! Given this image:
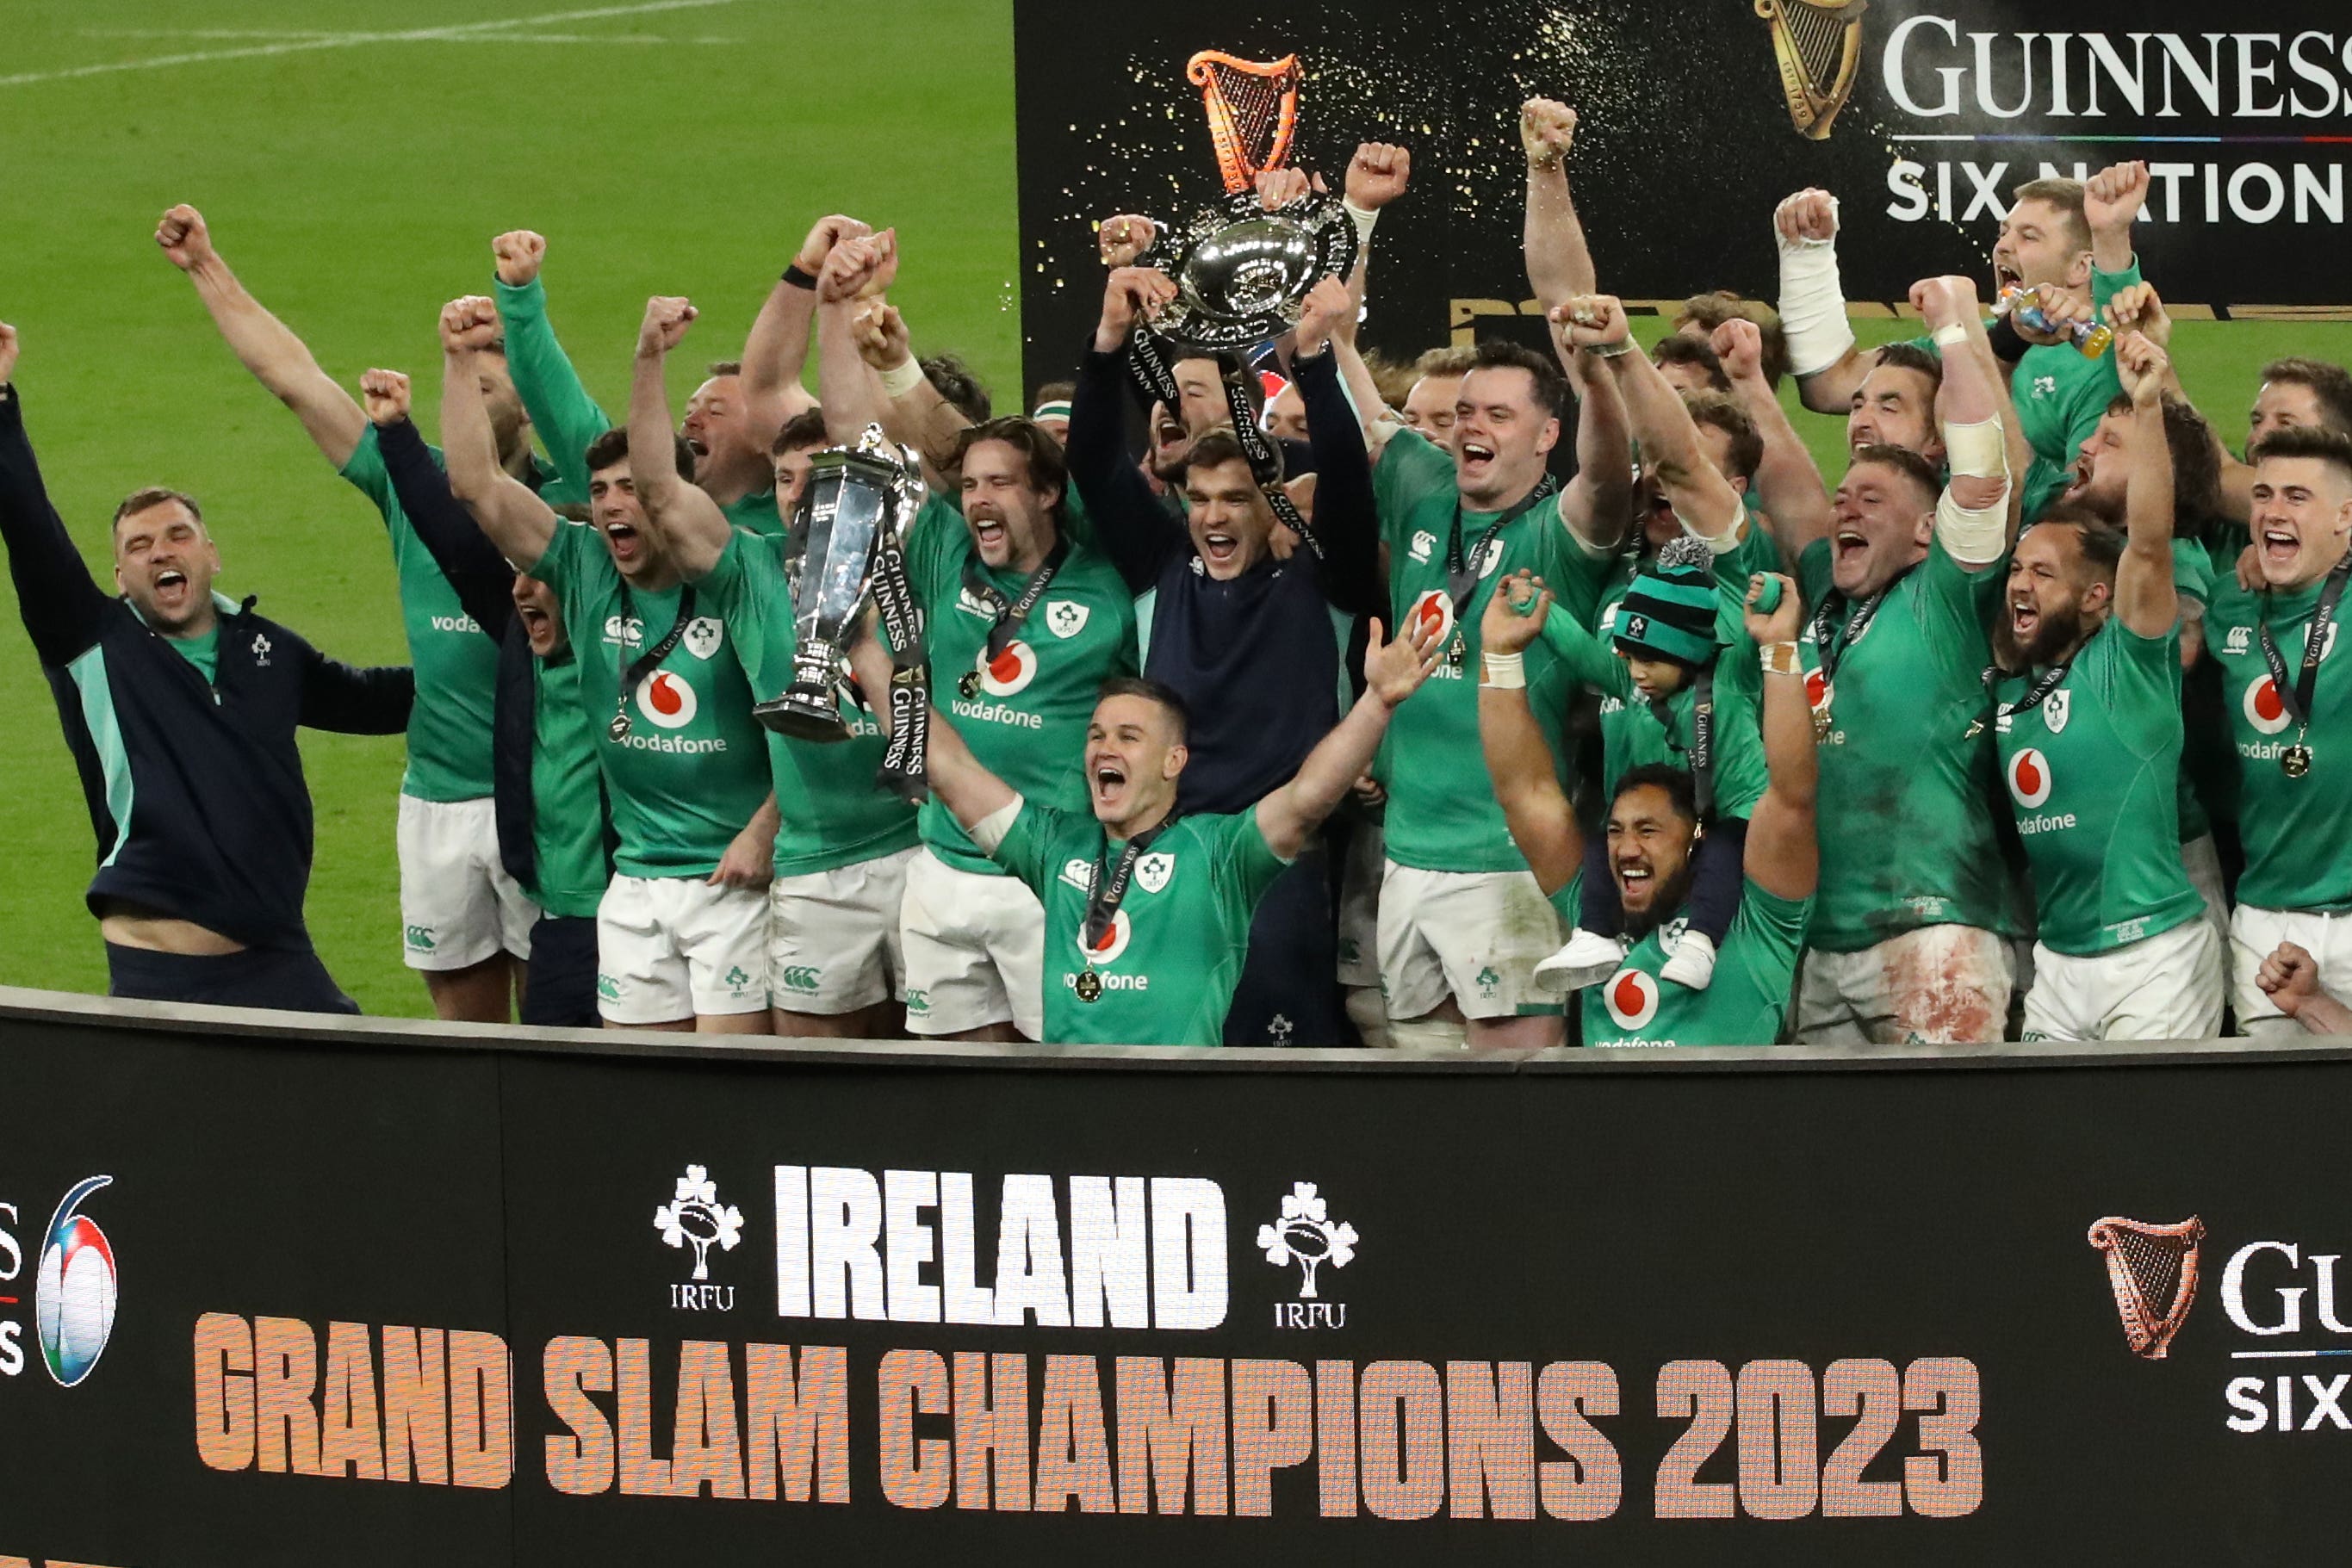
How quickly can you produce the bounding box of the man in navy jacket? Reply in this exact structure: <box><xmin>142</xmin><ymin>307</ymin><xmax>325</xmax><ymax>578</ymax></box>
<box><xmin>0</xmin><ymin>323</ymin><xmax>412</xmax><ymax>1012</ymax></box>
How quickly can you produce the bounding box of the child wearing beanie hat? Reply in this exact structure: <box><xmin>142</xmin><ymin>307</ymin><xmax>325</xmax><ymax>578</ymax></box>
<box><xmin>1524</xmin><ymin>536</ymin><xmax>1769</xmax><ymax>991</ymax></box>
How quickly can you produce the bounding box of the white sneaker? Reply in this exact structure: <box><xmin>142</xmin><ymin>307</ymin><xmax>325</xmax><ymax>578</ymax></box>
<box><xmin>1660</xmin><ymin>930</ymin><xmax>1718</xmax><ymax>990</ymax></box>
<box><xmin>1534</xmin><ymin>928</ymin><xmax>1627</xmax><ymax>995</ymax></box>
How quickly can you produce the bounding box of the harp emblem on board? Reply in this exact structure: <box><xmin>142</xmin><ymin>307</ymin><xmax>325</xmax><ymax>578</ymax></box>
<box><xmin>1755</xmin><ymin>0</ymin><xmax>1869</xmax><ymax>139</ymax></box>
<box><xmin>2088</xmin><ymin>1215</ymin><xmax>2206</xmax><ymax>1360</ymax></box>
<box><xmin>1188</xmin><ymin>50</ymin><xmax>1303</xmax><ymax>193</ymax></box>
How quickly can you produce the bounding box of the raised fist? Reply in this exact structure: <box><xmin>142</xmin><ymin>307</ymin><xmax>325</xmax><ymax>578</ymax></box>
<box><xmin>1908</xmin><ymin>275</ymin><xmax>1982</xmax><ymax>333</ymax></box>
<box><xmin>1550</xmin><ymin>294</ymin><xmax>1629</xmax><ymax>353</ymax></box>
<box><xmin>1345</xmin><ymin>142</ymin><xmax>1412</xmax><ymax>210</ymax></box>
<box><xmin>1744</xmin><ymin>572</ymin><xmax>1802</xmax><ymax>647</ymax></box>
<box><xmin>819</xmin><ymin>232</ymin><xmax>892</xmax><ymax>304</ymax></box>
<box><xmin>1774</xmin><ymin>189</ymin><xmax>1839</xmax><ymax>246</ymax></box>
<box><xmin>440</xmin><ymin>295</ymin><xmax>500</xmax><ymax>355</ymax></box>
<box><xmin>2258</xmin><ymin>941</ymin><xmax>2324</xmax><ymax>1016</ymax></box>
<box><xmin>2103</xmin><ymin>281</ymin><xmax>2172</xmax><ymax>347</ymax></box>
<box><xmin>2011</xmin><ymin>282</ymin><xmax>2092</xmax><ymax>347</ymax></box>
<box><xmin>2116</xmin><ymin>330</ymin><xmax>2171</xmax><ymax>406</ymax></box>
<box><xmin>794</xmin><ymin>213</ymin><xmax>872</xmax><ymax>276</ymax></box>
<box><xmin>637</xmin><ymin>295</ymin><xmax>698</xmax><ymax>356</ymax></box>
<box><xmin>1097</xmin><ymin>214</ymin><xmax>1158</xmax><ymax>269</ymax></box>
<box><xmin>1255</xmin><ymin>166</ymin><xmax>1318</xmax><ymax>211</ymax></box>
<box><xmin>0</xmin><ymin>322</ymin><xmax>18</xmax><ymax>386</ymax></box>
<box><xmin>155</xmin><ymin>204</ymin><xmax>214</xmax><ymax>270</ymax></box>
<box><xmin>1098</xmin><ymin>266</ymin><xmax>1176</xmax><ymax>342</ymax></box>
<box><xmin>358</xmin><ymin>368</ymin><xmax>411</xmax><ymax>425</ymax></box>
<box><xmin>1294</xmin><ymin>275</ymin><xmax>1356</xmax><ymax>356</ymax></box>
<box><xmin>1710</xmin><ymin>318</ymin><xmax>1766</xmax><ymax>383</ymax></box>
<box><xmin>2084</xmin><ymin>160</ymin><xmax>2150</xmax><ymax>236</ymax></box>
<box><xmin>851</xmin><ymin>301</ymin><xmax>912</xmax><ymax>373</ymax></box>
<box><xmin>859</xmin><ymin>227</ymin><xmax>901</xmax><ymax>299</ymax></box>
<box><xmin>1519</xmin><ymin>99</ymin><xmax>1578</xmax><ymax>170</ymax></box>
<box><xmin>491</xmin><ymin>230</ymin><xmax>546</xmax><ymax>287</ymax></box>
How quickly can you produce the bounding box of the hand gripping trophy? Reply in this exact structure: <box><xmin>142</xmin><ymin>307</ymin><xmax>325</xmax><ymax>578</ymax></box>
<box><xmin>754</xmin><ymin>423</ymin><xmax>932</xmax><ymax>799</ymax></box>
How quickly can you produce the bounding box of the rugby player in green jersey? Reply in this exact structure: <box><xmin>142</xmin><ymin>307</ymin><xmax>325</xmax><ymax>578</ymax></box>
<box><xmin>1775</xmin><ymin>162</ymin><xmax>2152</xmax><ymax>526</ymax></box>
<box><xmin>157</xmin><ymin>203</ymin><xmax>539</xmax><ymax>1024</ymax></box>
<box><xmin>2205</xmin><ymin>426</ymin><xmax>2352</xmax><ymax>1037</ymax></box>
<box><xmin>628</xmin><ymin>295</ymin><xmax>920</xmax><ymax>1040</ymax></box>
<box><xmin>439</xmin><ymin>297</ymin><xmax>776</xmax><ymax>1035</ymax></box>
<box><xmin>1791</xmin><ymin>276</ymin><xmax>2023</xmax><ymax>1044</ymax></box>
<box><xmin>846</xmin><ymin>618</ymin><xmax>1445</xmax><ymax>1047</ymax></box>
<box><xmin>1992</xmin><ymin>336</ymin><xmax>2223</xmax><ymax>1040</ymax></box>
<box><xmin>487</xmin><ymin>220</ymin><xmax>829</xmax><ymax>536</ymax></box>
<box><xmin>1481</xmin><ymin>569</ymin><xmax>1818</xmax><ymax>1047</ymax></box>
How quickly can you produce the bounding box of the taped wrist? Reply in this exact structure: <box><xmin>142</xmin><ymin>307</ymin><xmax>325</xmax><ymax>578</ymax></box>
<box><xmin>968</xmin><ymin>794</ymin><xmax>1024</xmax><ymax>854</ymax></box>
<box><xmin>1944</xmin><ymin>413</ymin><xmax>2007</xmax><ymax>480</ymax></box>
<box><xmin>1344</xmin><ymin>199</ymin><xmax>1380</xmax><ymax>251</ymax></box>
<box><xmin>1936</xmin><ymin>413</ymin><xmax>2011</xmax><ymax>563</ymax></box>
<box><xmin>1776</xmin><ymin>208</ymin><xmax>1855</xmax><ymax>378</ymax></box>
<box><xmin>878</xmin><ymin>357</ymin><xmax>926</xmax><ymax>399</ymax></box>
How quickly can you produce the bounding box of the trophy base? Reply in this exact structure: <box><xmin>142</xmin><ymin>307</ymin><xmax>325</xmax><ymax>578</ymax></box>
<box><xmin>754</xmin><ymin>691</ymin><xmax>852</xmax><ymax>742</ymax></box>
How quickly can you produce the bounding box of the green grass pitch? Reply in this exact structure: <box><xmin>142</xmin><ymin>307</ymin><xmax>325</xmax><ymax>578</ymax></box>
<box><xmin>0</xmin><ymin>0</ymin><xmax>2343</xmax><ymax>1014</ymax></box>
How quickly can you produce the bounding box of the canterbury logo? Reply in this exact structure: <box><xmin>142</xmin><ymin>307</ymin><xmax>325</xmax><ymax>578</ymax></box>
<box><xmin>779</xmin><ymin>967</ymin><xmax>822</xmax><ymax>992</ymax></box>
<box><xmin>2089</xmin><ymin>1215</ymin><xmax>2206</xmax><ymax>1360</ymax></box>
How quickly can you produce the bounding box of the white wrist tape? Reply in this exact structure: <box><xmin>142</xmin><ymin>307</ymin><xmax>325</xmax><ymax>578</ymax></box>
<box><xmin>968</xmin><ymin>794</ymin><xmax>1024</xmax><ymax>854</ymax></box>
<box><xmin>1932</xmin><ymin>323</ymin><xmax>1970</xmax><ymax>349</ymax></box>
<box><xmin>1944</xmin><ymin>413</ymin><xmax>2007</xmax><ymax>480</ymax></box>
<box><xmin>1676</xmin><ymin>499</ymin><xmax>1746</xmax><ymax>554</ymax></box>
<box><xmin>1481</xmin><ymin>651</ymin><xmax>1526</xmax><ymax>689</ymax></box>
<box><xmin>1776</xmin><ymin>201</ymin><xmax>1856</xmax><ymax>378</ymax></box>
<box><xmin>878</xmin><ymin>357</ymin><xmax>926</xmax><ymax>399</ymax></box>
<box><xmin>1344</xmin><ymin>199</ymin><xmax>1379</xmax><ymax>251</ymax></box>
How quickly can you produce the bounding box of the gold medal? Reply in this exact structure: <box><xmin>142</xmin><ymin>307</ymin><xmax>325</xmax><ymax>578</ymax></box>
<box><xmin>958</xmin><ymin>669</ymin><xmax>982</xmax><ymax>699</ymax></box>
<box><xmin>608</xmin><ymin>710</ymin><xmax>632</xmax><ymax>741</ymax></box>
<box><xmin>1446</xmin><ymin>635</ymin><xmax>1465</xmax><ymax>668</ymax></box>
<box><xmin>2283</xmin><ymin>742</ymin><xmax>2313</xmax><ymax>779</ymax></box>
<box><xmin>1075</xmin><ymin>968</ymin><xmax>1103</xmax><ymax>1003</ymax></box>
<box><xmin>1811</xmin><ymin>705</ymin><xmax>1832</xmax><ymax>742</ymax></box>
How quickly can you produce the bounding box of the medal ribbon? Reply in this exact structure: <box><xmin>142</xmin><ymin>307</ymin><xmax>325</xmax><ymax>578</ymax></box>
<box><xmin>1648</xmin><ymin>666</ymin><xmax>1716</xmax><ymax>821</ymax></box>
<box><xmin>869</xmin><ymin>536</ymin><xmax>930</xmax><ymax>802</ymax></box>
<box><xmin>1082</xmin><ymin>817</ymin><xmax>1177</xmax><ymax>953</ymax></box>
<box><xmin>962</xmin><ymin>536</ymin><xmax>1071</xmax><ymax>664</ymax></box>
<box><xmin>1808</xmin><ymin>582</ymin><xmax>1890</xmax><ymax>688</ymax></box>
<box><xmin>2256</xmin><ymin>556</ymin><xmax>2352</xmax><ymax>732</ymax></box>
<box><xmin>608</xmin><ymin>584</ymin><xmax>698</xmax><ymax>740</ymax></box>
<box><xmin>1127</xmin><ymin>324</ymin><xmax>1325</xmax><ymax>562</ymax></box>
<box><xmin>1979</xmin><ymin>657</ymin><xmax>2073</xmax><ymax>720</ymax></box>
<box><xmin>1447</xmin><ymin>474</ymin><xmax>1561</xmax><ymax>622</ymax></box>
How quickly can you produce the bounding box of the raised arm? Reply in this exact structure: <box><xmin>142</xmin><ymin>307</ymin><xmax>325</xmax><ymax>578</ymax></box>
<box><xmin>1772</xmin><ymin>190</ymin><xmax>1877</xmax><ymax>415</ymax></box>
<box><xmin>1557</xmin><ymin>294</ymin><xmax>1744</xmax><ymax>546</ymax></box>
<box><xmin>1477</xmin><ymin>576</ymin><xmax>1583</xmax><ymax>896</ymax></box>
<box><xmin>1070</xmin><ymin>267</ymin><xmax>1183</xmax><ymax>592</ymax></box>
<box><xmin>297</xmin><ymin>634</ymin><xmax>414</xmax><ymax>735</ymax></box>
<box><xmin>1257</xmin><ymin>617</ymin><xmax>1442</xmax><ymax>861</ymax></box>
<box><xmin>1741</xmin><ymin>573</ymin><xmax>1818</xmax><ymax>901</ymax></box>
<box><xmin>358</xmin><ymin>369</ymin><xmax>516</xmax><ymax>641</ymax></box>
<box><xmin>1292</xmin><ymin>279</ymin><xmax>1385</xmax><ymax>618</ymax></box>
<box><xmin>2084</xmin><ymin>161</ymin><xmax>2149</xmax><ymax>279</ymax></box>
<box><xmin>737</xmin><ymin>214</ymin><xmax>859</xmax><ymax>433</ymax></box>
<box><xmin>157</xmin><ymin>205</ymin><xmax>365</xmax><ymax>468</ymax></box>
<box><xmin>490</xmin><ymin>229</ymin><xmax>612</xmax><ymax>501</ymax></box>
<box><xmin>439</xmin><ymin>297</ymin><xmax>557</xmax><ymax>569</ymax></box>
<box><xmin>630</xmin><ymin>296</ymin><xmax>733</xmax><ymax>579</ymax></box>
<box><xmin>0</xmin><ymin>327</ymin><xmax>113</xmax><ymax>666</ymax></box>
<box><xmin>1552</xmin><ymin>338</ymin><xmax>1634</xmax><ymax>552</ymax></box>
<box><xmin>815</xmin><ymin>236</ymin><xmax>896</xmax><ymax>446</ymax></box>
<box><xmin>1715</xmin><ymin>318</ymin><xmax>1833</xmax><ymax>557</ymax></box>
<box><xmin>847</xmin><ymin>629</ymin><xmax>1015</xmax><ymax>829</ymax></box>
<box><xmin>1914</xmin><ymin>276</ymin><xmax>2015</xmax><ymax>562</ymax></box>
<box><xmin>852</xmin><ymin>301</ymin><xmax>972</xmax><ymax>480</ymax></box>
<box><xmin>1519</xmin><ymin>100</ymin><xmax>1594</xmax><ymax>309</ymax></box>
<box><xmin>2114</xmin><ymin>333</ymin><xmax>2181</xmax><ymax>639</ymax></box>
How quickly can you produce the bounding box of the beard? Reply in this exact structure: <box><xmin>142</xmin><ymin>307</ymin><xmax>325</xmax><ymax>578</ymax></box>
<box><xmin>1621</xmin><ymin>859</ymin><xmax>1697</xmax><ymax>941</ymax></box>
<box><xmin>1993</xmin><ymin>598</ymin><xmax>2088</xmax><ymax>672</ymax></box>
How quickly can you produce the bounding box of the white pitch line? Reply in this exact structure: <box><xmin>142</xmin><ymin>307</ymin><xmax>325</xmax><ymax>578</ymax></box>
<box><xmin>2</xmin><ymin>0</ymin><xmax>737</xmax><ymax>88</ymax></box>
<box><xmin>81</xmin><ymin>27</ymin><xmax>737</xmax><ymax>46</ymax></box>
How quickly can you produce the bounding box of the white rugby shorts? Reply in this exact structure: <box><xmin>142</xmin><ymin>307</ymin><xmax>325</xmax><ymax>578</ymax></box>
<box><xmin>594</xmin><ymin>873</ymin><xmax>770</xmax><ymax>1025</ymax></box>
<box><xmin>396</xmin><ymin>794</ymin><xmax>537</xmax><ymax>970</ymax></box>
<box><xmin>2231</xmin><ymin>903</ymin><xmax>2352</xmax><ymax>1040</ymax></box>
<box><xmin>1375</xmin><ymin>861</ymin><xmax>1563</xmax><ymax>1022</ymax></box>
<box><xmin>2021</xmin><ymin>918</ymin><xmax>2224</xmax><ymax>1043</ymax></box>
<box><xmin>1796</xmin><ymin>924</ymin><xmax>2014</xmax><ymax>1045</ymax></box>
<box><xmin>899</xmin><ymin>847</ymin><xmax>1045</xmax><ymax>1039</ymax></box>
<box><xmin>766</xmin><ymin>846</ymin><xmax>917</xmax><ymax>1015</ymax></box>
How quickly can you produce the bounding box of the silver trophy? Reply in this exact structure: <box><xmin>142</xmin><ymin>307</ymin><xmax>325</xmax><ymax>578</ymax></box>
<box><xmin>756</xmin><ymin>424</ymin><xmax>923</xmax><ymax>741</ymax></box>
<box><xmin>1145</xmin><ymin>189</ymin><xmax>1360</xmax><ymax>352</ymax></box>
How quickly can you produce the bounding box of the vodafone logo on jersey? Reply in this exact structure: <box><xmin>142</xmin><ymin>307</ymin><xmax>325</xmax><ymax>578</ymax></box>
<box><xmin>1406</xmin><ymin>589</ymin><xmax>1455</xmax><ymax>649</ymax></box>
<box><xmin>2008</xmin><ymin>747</ymin><xmax>2054</xmax><ymax>809</ymax></box>
<box><xmin>1604</xmin><ymin>968</ymin><xmax>1660</xmax><ymax>1031</ymax></box>
<box><xmin>1804</xmin><ymin>668</ymin><xmax>1830</xmax><ymax>713</ymax></box>
<box><xmin>635</xmin><ymin>670</ymin><xmax>698</xmax><ymax>730</ymax></box>
<box><xmin>2243</xmin><ymin>677</ymin><xmax>2293</xmax><ymax>735</ymax></box>
<box><xmin>976</xmin><ymin>640</ymin><xmax>1039</xmax><ymax>698</ymax></box>
<box><xmin>1078</xmin><ymin>908</ymin><xmax>1133</xmax><ymax>967</ymax></box>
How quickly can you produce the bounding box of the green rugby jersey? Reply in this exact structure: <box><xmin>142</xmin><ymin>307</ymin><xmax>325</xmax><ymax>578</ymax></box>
<box><xmin>1993</xmin><ymin>621</ymin><xmax>2203</xmax><ymax>956</ymax></box>
<box><xmin>1374</xmin><ymin>430</ymin><xmax>1589</xmax><ymax>872</ymax></box>
<box><xmin>1538</xmin><ymin>587</ymin><xmax>1768</xmax><ymax>815</ymax></box>
<box><xmin>530</xmin><ymin>521</ymin><xmax>770</xmax><ymax>878</ymax></box>
<box><xmin>994</xmin><ymin>801</ymin><xmax>1290</xmax><ymax>1045</ymax></box>
<box><xmin>339</xmin><ymin>425</ymin><xmax>500</xmax><ymax>801</ymax></box>
<box><xmin>1902</xmin><ymin>259</ymin><xmax>2137</xmax><ymax>526</ymax></box>
<box><xmin>2174</xmin><ymin>537</ymin><xmax>2214</xmax><ymax>844</ymax></box>
<box><xmin>528</xmin><ymin>651</ymin><xmax>611</xmax><ymax>918</ymax></box>
<box><xmin>2206</xmin><ymin>565</ymin><xmax>2352</xmax><ymax>911</ymax></box>
<box><xmin>493</xmin><ymin>276</ymin><xmax>781</xmax><ymax>537</ymax></box>
<box><xmin>1585</xmin><ymin>518</ymin><xmax>1786</xmax><ymax>637</ymax></box>
<box><xmin>905</xmin><ymin>494</ymin><xmax>1139</xmax><ymax>875</ymax></box>
<box><xmin>1552</xmin><ymin>874</ymin><xmax>1808</xmax><ymax>1046</ymax></box>
<box><xmin>697</xmin><ymin>528</ymin><xmax>920</xmax><ymax>875</ymax></box>
<box><xmin>1797</xmin><ymin>536</ymin><xmax>2015</xmax><ymax>951</ymax></box>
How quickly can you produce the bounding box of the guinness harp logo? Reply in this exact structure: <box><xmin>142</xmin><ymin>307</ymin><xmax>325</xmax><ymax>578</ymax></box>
<box><xmin>1755</xmin><ymin>0</ymin><xmax>1868</xmax><ymax>139</ymax></box>
<box><xmin>2088</xmin><ymin>1215</ymin><xmax>2206</xmax><ymax>1360</ymax></box>
<box><xmin>1188</xmin><ymin>50</ymin><xmax>1302</xmax><ymax>193</ymax></box>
